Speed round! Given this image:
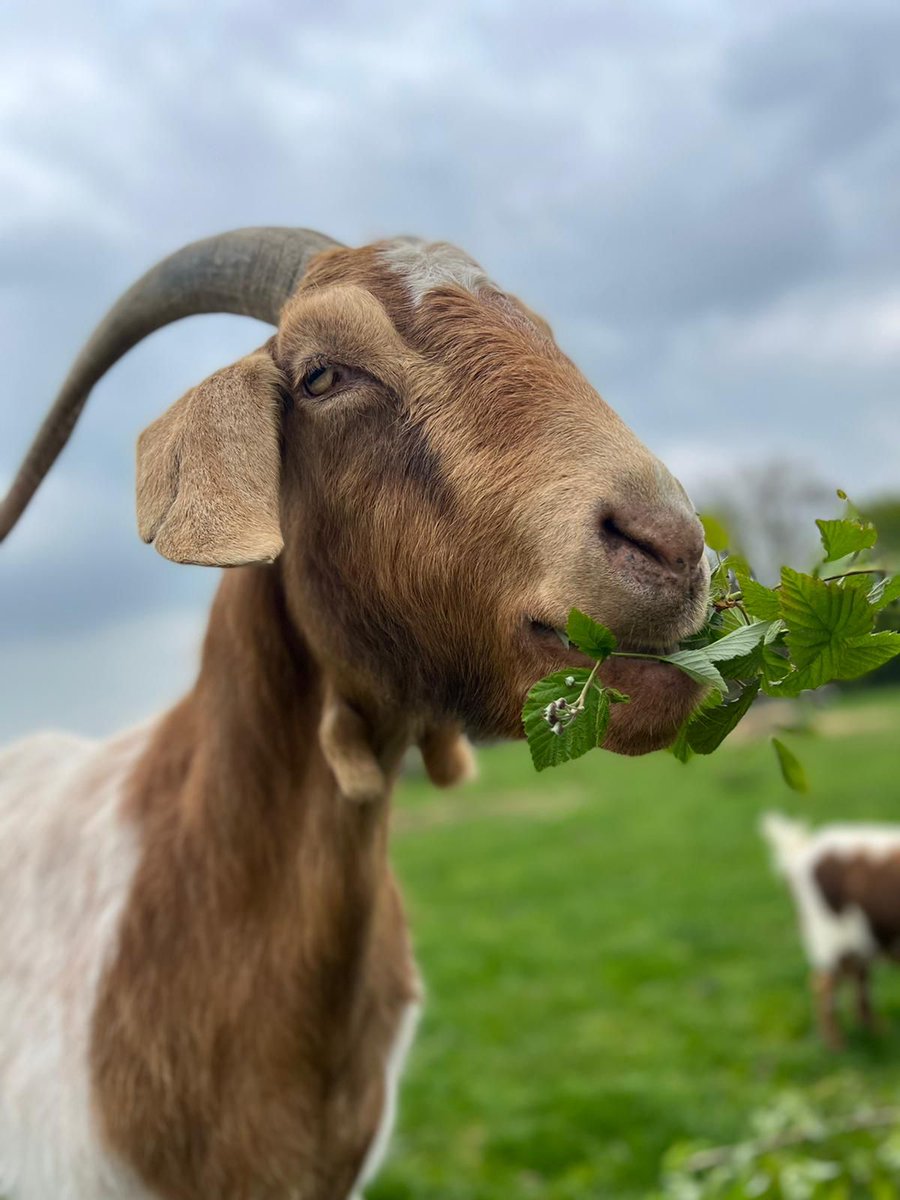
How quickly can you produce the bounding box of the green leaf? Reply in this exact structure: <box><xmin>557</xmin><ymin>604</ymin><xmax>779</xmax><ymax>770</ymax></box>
<box><xmin>772</xmin><ymin>632</ymin><xmax>900</xmax><ymax>696</ymax></box>
<box><xmin>565</xmin><ymin>609</ymin><xmax>617</xmax><ymax>661</ymax></box>
<box><xmin>771</xmin><ymin>661</ymin><xmax>824</xmax><ymax>697</ymax></box>
<box><xmin>660</xmin><ymin>649</ymin><xmax>727</xmax><ymax>694</ymax></box>
<box><xmin>816</xmin><ymin>517</ymin><xmax>877</xmax><ymax>562</ymax></box>
<box><xmin>834</xmin><ymin>631</ymin><xmax>900</xmax><ymax>678</ymax></box>
<box><xmin>739</xmin><ymin>577</ymin><xmax>781</xmax><ymax>621</ymax></box>
<box><xmin>758</xmin><ymin>643</ymin><xmax>792</xmax><ymax>693</ymax></box>
<box><xmin>779</xmin><ymin>567</ymin><xmax>873</xmax><ymax>671</ymax></box>
<box><xmin>700</xmin><ymin>512</ymin><xmax>730</xmax><ymax>553</ymax></box>
<box><xmin>683</xmin><ymin>681</ymin><xmax>760</xmax><ymax>755</ymax></box>
<box><xmin>704</xmin><ymin>620</ymin><xmax>778</xmax><ymax>663</ymax></box>
<box><xmin>669</xmin><ymin>723</ymin><xmax>693</xmax><ymax>763</ymax></box>
<box><xmin>669</xmin><ymin>690</ymin><xmax>722</xmax><ymax>762</ymax></box>
<box><xmin>522</xmin><ymin>670</ymin><xmax>612</xmax><ymax>771</ymax></box>
<box><xmin>710</xmin><ymin>553</ymin><xmax>751</xmax><ymax>600</ymax></box>
<box><xmin>869</xmin><ymin>574</ymin><xmax>900</xmax><ymax>611</ymax></box>
<box><xmin>772</xmin><ymin>737</ymin><xmax>809</xmax><ymax>793</ymax></box>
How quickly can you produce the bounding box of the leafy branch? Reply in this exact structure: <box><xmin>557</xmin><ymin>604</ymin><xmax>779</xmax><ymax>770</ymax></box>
<box><xmin>522</xmin><ymin>493</ymin><xmax>900</xmax><ymax>782</ymax></box>
<box><xmin>678</xmin><ymin>1107</ymin><xmax>900</xmax><ymax>1175</ymax></box>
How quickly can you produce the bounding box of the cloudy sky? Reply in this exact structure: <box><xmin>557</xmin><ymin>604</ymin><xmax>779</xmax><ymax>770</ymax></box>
<box><xmin>1</xmin><ymin>0</ymin><xmax>898</xmax><ymax>740</ymax></box>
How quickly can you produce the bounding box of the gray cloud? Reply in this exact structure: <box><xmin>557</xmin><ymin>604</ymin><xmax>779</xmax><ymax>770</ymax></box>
<box><xmin>1</xmin><ymin>0</ymin><xmax>898</xmax><ymax>737</ymax></box>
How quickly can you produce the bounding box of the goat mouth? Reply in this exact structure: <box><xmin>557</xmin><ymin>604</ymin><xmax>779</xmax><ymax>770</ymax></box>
<box><xmin>527</xmin><ymin>618</ymin><xmax>677</xmax><ymax>660</ymax></box>
<box><xmin>527</xmin><ymin>617</ymin><xmax>569</xmax><ymax>648</ymax></box>
<box><xmin>523</xmin><ymin>617</ymin><xmax>702</xmax><ymax>755</ymax></box>
<box><xmin>599</xmin><ymin>655</ymin><xmax>704</xmax><ymax>755</ymax></box>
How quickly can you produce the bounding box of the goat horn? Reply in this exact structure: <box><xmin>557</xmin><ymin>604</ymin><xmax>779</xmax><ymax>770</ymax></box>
<box><xmin>0</xmin><ymin>226</ymin><xmax>342</xmax><ymax>541</ymax></box>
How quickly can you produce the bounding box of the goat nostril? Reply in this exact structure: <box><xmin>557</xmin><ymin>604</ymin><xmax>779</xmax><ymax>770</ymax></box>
<box><xmin>598</xmin><ymin>506</ymin><xmax>705</xmax><ymax>576</ymax></box>
<box><xmin>599</xmin><ymin>515</ymin><xmax>664</xmax><ymax>567</ymax></box>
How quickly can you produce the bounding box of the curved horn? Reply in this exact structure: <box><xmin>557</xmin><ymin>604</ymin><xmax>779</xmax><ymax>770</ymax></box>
<box><xmin>0</xmin><ymin>226</ymin><xmax>342</xmax><ymax>541</ymax></box>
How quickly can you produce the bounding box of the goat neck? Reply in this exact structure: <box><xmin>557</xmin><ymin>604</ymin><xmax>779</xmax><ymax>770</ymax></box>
<box><xmin>90</xmin><ymin>563</ymin><xmax>420</xmax><ymax>1200</ymax></box>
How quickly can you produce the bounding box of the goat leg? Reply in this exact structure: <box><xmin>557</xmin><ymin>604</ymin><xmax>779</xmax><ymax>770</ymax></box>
<box><xmin>849</xmin><ymin>959</ymin><xmax>879</xmax><ymax>1033</ymax></box>
<box><xmin>812</xmin><ymin>968</ymin><xmax>845</xmax><ymax>1050</ymax></box>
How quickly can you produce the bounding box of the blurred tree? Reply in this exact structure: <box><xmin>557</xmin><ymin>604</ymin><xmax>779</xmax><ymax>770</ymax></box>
<box><xmin>862</xmin><ymin>496</ymin><xmax>900</xmax><ymax>563</ymax></box>
<box><xmin>701</xmin><ymin>460</ymin><xmax>835</xmax><ymax>585</ymax></box>
<box><xmin>699</xmin><ymin>466</ymin><xmax>900</xmax><ymax>690</ymax></box>
<box><xmin>860</xmin><ymin>495</ymin><xmax>900</xmax><ymax>687</ymax></box>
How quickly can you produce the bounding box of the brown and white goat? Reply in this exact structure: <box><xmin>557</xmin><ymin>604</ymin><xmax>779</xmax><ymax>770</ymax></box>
<box><xmin>762</xmin><ymin>812</ymin><xmax>900</xmax><ymax>1049</ymax></box>
<box><xmin>0</xmin><ymin>228</ymin><xmax>709</xmax><ymax>1200</ymax></box>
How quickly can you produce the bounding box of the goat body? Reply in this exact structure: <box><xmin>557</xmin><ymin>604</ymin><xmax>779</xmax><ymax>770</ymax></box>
<box><xmin>762</xmin><ymin>812</ymin><xmax>900</xmax><ymax>1048</ymax></box>
<box><xmin>1</xmin><ymin>573</ymin><xmax>423</xmax><ymax>1200</ymax></box>
<box><xmin>0</xmin><ymin>229</ymin><xmax>710</xmax><ymax>1198</ymax></box>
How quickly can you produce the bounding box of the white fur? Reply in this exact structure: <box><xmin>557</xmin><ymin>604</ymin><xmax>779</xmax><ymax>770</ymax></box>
<box><xmin>0</xmin><ymin>723</ymin><xmax>420</xmax><ymax>1200</ymax></box>
<box><xmin>351</xmin><ymin>999</ymin><xmax>422</xmax><ymax>1199</ymax></box>
<box><xmin>761</xmin><ymin>812</ymin><xmax>900</xmax><ymax>970</ymax></box>
<box><xmin>0</xmin><ymin>727</ymin><xmax>154</xmax><ymax>1200</ymax></box>
<box><xmin>380</xmin><ymin>238</ymin><xmax>494</xmax><ymax>306</ymax></box>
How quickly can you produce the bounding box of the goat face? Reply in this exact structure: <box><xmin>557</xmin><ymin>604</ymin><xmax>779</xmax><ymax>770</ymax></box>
<box><xmin>137</xmin><ymin>239</ymin><xmax>709</xmax><ymax>753</ymax></box>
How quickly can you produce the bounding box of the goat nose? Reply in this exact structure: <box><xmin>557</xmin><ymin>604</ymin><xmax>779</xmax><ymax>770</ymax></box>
<box><xmin>598</xmin><ymin>502</ymin><xmax>706</xmax><ymax>576</ymax></box>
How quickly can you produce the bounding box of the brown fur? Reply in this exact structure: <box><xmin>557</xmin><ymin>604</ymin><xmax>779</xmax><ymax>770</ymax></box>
<box><xmin>92</xmin><ymin>569</ymin><xmax>418</xmax><ymax>1200</ymax></box>
<box><xmin>92</xmin><ymin>236</ymin><xmax>710</xmax><ymax>1197</ymax></box>
<box><xmin>808</xmin><ymin>849</ymin><xmax>900</xmax><ymax>1047</ymax></box>
<box><xmin>815</xmin><ymin>850</ymin><xmax>900</xmax><ymax>957</ymax></box>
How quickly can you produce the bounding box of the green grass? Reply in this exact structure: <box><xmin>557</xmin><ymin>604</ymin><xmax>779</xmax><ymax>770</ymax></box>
<box><xmin>370</xmin><ymin>689</ymin><xmax>900</xmax><ymax>1199</ymax></box>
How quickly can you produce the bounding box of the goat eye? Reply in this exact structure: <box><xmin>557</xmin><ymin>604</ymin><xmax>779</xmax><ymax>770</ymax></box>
<box><xmin>303</xmin><ymin>364</ymin><xmax>339</xmax><ymax>397</ymax></box>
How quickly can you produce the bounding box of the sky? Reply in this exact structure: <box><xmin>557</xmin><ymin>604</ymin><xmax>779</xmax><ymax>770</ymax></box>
<box><xmin>1</xmin><ymin>0</ymin><xmax>898</xmax><ymax>740</ymax></box>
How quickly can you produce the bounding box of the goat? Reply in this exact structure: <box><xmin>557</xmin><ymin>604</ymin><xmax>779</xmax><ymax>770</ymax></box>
<box><xmin>762</xmin><ymin>811</ymin><xmax>900</xmax><ymax>1049</ymax></box>
<box><xmin>0</xmin><ymin>227</ymin><xmax>709</xmax><ymax>1200</ymax></box>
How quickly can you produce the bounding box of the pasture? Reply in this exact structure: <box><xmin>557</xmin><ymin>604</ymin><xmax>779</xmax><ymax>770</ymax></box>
<box><xmin>372</xmin><ymin>689</ymin><xmax>900</xmax><ymax>1199</ymax></box>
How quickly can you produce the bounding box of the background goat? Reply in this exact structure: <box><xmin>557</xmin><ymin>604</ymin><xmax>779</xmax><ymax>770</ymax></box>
<box><xmin>0</xmin><ymin>227</ymin><xmax>709</xmax><ymax>1200</ymax></box>
<box><xmin>762</xmin><ymin>811</ymin><xmax>900</xmax><ymax>1049</ymax></box>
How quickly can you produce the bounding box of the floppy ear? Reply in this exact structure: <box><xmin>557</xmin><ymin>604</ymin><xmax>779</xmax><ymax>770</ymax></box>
<box><xmin>136</xmin><ymin>348</ymin><xmax>285</xmax><ymax>566</ymax></box>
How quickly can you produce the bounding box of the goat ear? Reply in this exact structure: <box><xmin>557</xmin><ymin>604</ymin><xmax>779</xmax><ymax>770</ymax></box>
<box><xmin>136</xmin><ymin>348</ymin><xmax>285</xmax><ymax>566</ymax></box>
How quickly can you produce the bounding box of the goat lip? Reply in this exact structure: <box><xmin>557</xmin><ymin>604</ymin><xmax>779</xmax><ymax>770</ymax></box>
<box><xmin>615</xmin><ymin>642</ymin><xmax>678</xmax><ymax>657</ymax></box>
<box><xmin>598</xmin><ymin>654</ymin><xmax>704</xmax><ymax>755</ymax></box>
<box><xmin>600</xmin><ymin>653</ymin><xmax>699</xmax><ymax>693</ymax></box>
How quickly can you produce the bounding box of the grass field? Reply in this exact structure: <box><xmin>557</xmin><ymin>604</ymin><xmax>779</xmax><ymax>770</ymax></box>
<box><xmin>370</xmin><ymin>689</ymin><xmax>900</xmax><ymax>1199</ymax></box>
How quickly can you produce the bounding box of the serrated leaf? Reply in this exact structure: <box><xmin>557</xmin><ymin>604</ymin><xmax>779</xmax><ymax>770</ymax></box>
<box><xmin>740</xmin><ymin>577</ymin><xmax>781</xmax><ymax>621</ymax></box>
<box><xmin>522</xmin><ymin>670</ymin><xmax>612</xmax><ymax>771</ymax></box>
<box><xmin>716</xmin><ymin>606</ymin><xmax>747</xmax><ymax>633</ymax></box>
<box><xmin>700</xmin><ymin>512</ymin><xmax>730</xmax><ymax>553</ymax></box>
<box><xmin>759</xmin><ymin>643</ymin><xmax>792</xmax><ymax>691</ymax></box>
<box><xmin>710</xmin><ymin>553</ymin><xmax>751</xmax><ymax>600</ymax></box>
<box><xmin>772</xmin><ymin>737</ymin><xmax>809</xmax><ymax>793</ymax></box>
<box><xmin>834</xmin><ymin>631</ymin><xmax>900</xmax><ymax>678</ymax></box>
<box><xmin>869</xmin><ymin>574</ymin><xmax>900</xmax><ymax>611</ymax></box>
<box><xmin>772</xmin><ymin>632</ymin><xmax>900</xmax><ymax>696</ymax></box>
<box><xmin>719</xmin><ymin>645</ymin><xmax>764</xmax><ymax>681</ymax></box>
<box><xmin>682</xmin><ymin>681</ymin><xmax>760</xmax><ymax>755</ymax></box>
<box><xmin>771</xmin><ymin>661</ymin><xmax>826</xmax><ymax>697</ymax></box>
<box><xmin>704</xmin><ymin>620</ymin><xmax>777</xmax><ymax>663</ymax></box>
<box><xmin>764</xmin><ymin>620</ymin><xmax>786</xmax><ymax>644</ymax></box>
<box><xmin>660</xmin><ymin>649</ymin><xmax>727</xmax><ymax>694</ymax></box>
<box><xmin>779</xmin><ymin>567</ymin><xmax>873</xmax><ymax>671</ymax></box>
<box><xmin>816</xmin><ymin>517</ymin><xmax>877</xmax><ymax>562</ymax></box>
<box><xmin>669</xmin><ymin>689</ymin><xmax>722</xmax><ymax>762</ymax></box>
<box><xmin>669</xmin><ymin>724</ymin><xmax>693</xmax><ymax>763</ymax></box>
<box><xmin>565</xmin><ymin>609</ymin><xmax>617</xmax><ymax>661</ymax></box>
